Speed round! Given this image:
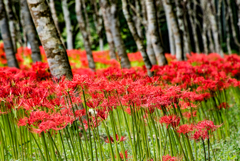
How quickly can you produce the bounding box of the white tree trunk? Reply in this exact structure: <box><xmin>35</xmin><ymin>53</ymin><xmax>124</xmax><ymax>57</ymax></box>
<box><xmin>162</xmin><ymin>0</ymin><xmax>183</xmax><ymax>60</ymax></box>
<box><xmin>163</xmin><ymin>0</ymin><xmax>175</xmax><ymax>55</ymax></box>
<box><xmin>146</xmin><ymin>0</ymin><xmax>167</xmax><ymax>66</ymax></box>
<box><xmin>21</xmin><ymin>0</ymin><xmax>42</xmax><ymax>63</ymax></box>
<box><xmin>237</xmin><ymin>0</ymin><xmax>240</xmax><ymax>33</ymax></box>
<box><xmin>100</xmin><ymin>0</ymin><xmax>116</xmax><ymax>59</ymax></box>
<box><xmin>175</xmin><ymin>0</ymin><xmax>190</xmax><ymax>56</ymax></box>
<box><xmin>228</xmin><ymin>0</ymin><xmax>240</xmax><ymax>47</ymax></box>
<box><xmin>27</xmin><ymin>0</ymin><xmax>73</xmax><ymax>79</ymax></box>
<box><xmin>207</xmin><ymin>29</ymin><xmax>215</xmax><ymax>52</ymax></box>
<box><xmin>134</xmin><ymin>0</ymin><xmax>143</xmax><ymax>39</ymax></box>
<box><xmin>188</xmin><ymin>1</ymin><xmax>200</xmax><ymax>53</ymax></box>
<box><xmin>146</xmin><ymin>29</ymin><xmax>157</xmax><ymax>65</ymax></box>
<box><xmin>4</xmin><ymin>0</ymin><xmax>17</xmax><ymax>53</ymax></box>
<box><xmin>76</xmin><ymin>0</ymin><xmax>95</xmax><ymax>70</ymax></box>
<box><xmin>49</xmin><ymin>0</ymin><xmax>65</xmax><ymax>47</ymax></box>
<box><xmin>92</xmin><ymin>0</ymin><xmax>104</xmax><ymax>51</ymax></box>
<box><xmin>62</xmin><ymin>0</ymin><xmax>73</xmax><ymax>49</ymax></box>
<box><xmin>202</xmin><ymin>15</ymin><xmax>208</xmax><ymax>54</ymax></box>
<box><xmin>0</xmin><ymin>0</ymin><xmax>19</xmax><ymax>68</ymax></box>
<box><xmin>207</xmin><ymin>1</ymin><xmax>223</xmax><ymax>56</ymax></box>
<box><xmin>110</xmin><ymin>2</ymin><xmax>131</xmax><ymax>68</ymax></box>
<box><xmin>121</xmin><ymin>0</ymin><xmax>153</xmax><ymax>76</ymax></box>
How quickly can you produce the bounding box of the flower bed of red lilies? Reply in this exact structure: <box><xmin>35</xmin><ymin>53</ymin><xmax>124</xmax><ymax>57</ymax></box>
<box><xmin>1</xmin><ymin>47</ymin><xmax>240</xmax><ymax>160</ymax></box>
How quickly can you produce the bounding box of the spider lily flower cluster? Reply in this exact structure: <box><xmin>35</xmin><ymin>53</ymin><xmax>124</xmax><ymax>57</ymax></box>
<box><xmin>0</xmin><ymin>50</ymin><xmax>240</xmax><ymax>160</ymax></box>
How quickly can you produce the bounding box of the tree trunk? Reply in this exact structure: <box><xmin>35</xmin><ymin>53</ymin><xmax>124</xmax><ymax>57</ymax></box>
<box><xmin>62</xmin><ymin>0</ymin><xmax>73</xmax><ymax>49</ymax></box>
<box><xmin>121</xmin><ymin>0</ymin><xmax>152</xmax><ymax>76</ymax></box>
<box><xmin>146</xmin><ymin>0</ymin><xmax>167</xmax><ymax>66</ymax></box>
<box><xmin>49</xmin><ymin>0</ymin><xmax>65</xmax><ymax>47</ymax></box>
<box><xmin>82</xmin><ymin>0</ymin><xmax>91</xmax><ymax>38</ymax></box>
<box><xmin>163</xmin><ymin>0</ymin><xmax>175</xmax><ymax>55</ymax></box>
<box><xmin>202</xmin><ymin>15</ymin><xmax>209</xmax><ymax>54</ymax></box>
<box><xmin>27</xmin><ymin>0</ymin><xmax>73</xmax><ymax>80</ymax></box>
<box><xmin>175</xmin><ymin>0</ymin><xmax>190</xmax><ymax>56</ymax></box>
<box><xmin>146</xmin><ymin>29</ymin><xmax>157</xmax><ymax>65</ymax></box>
<box><xmin>207</xmin><ymin>29</ymin><xmax>215</xmax><ymax>53</ymax></box>
<box><xmin>92</xmin><ymin>0</ymin><xmax>104</xmax><ymax>51</ymax></box>
<box><xmin>76</xmin><ymin>0</ymin><xmax>95</xmax><ymax>70</ymax></box>
<box><xmin>100</xmin><ymin>0</ymin><xmax>116</xmax><ymax>60</ymax></box>
<box><xmin>228</xmin><ymin>0</ymin><xmax>240</xmax><ymax>47</ymax></box>
<box><xmin>139</xmin><ymin>0</ymin><xmax>157</xmax><ymax>65</ymax></box>
<box><xmin>20</xmin><ymin>0</ymin><xmax>42</xmax><ymax>63</ymax></box>
<box><xmin>188</xmin><ymin>1</ymin><xmax>200</xmax><ymax>53</ymax></box>
<box><xmin>99</xmin><ymin>38</ymin><xmax>104</xmax><ymax>51</ymax></box>
<box><xmin>134</xmin><ymin>0</ymin><xmax>144</xmax><ymax>39</ymax></box>
<box><xmin>207</xmin><ymin>1</ymin><xmax>223</xmax><ymax>56</ymax></box>
<box><xmin>4</xmin><ymin>0</ymin><xmax>17</xmax><ymax>53</ymax></box>
<box><xmin>0</xmin><ymin>0</ymin><xmax>19</xmax><ymax>68</ymax></box>
<box><xmin>110</xmin><ymin>1</ymin><xmax>131</xmax><ymax>68</ymax></box>
<box><xmin>237</xmin><ymin>0</ymin><xmax>240</xmax><ymax>33</ymax></box>
<box><xmin>162</xmin><ymin>0</ymin><xmax>183</xmax><ymax>61</ymax></box>
<box><xmin>225</xmin><ymin>0</ymin><xmax>231</xmax><ymax>54</ymax></box>
<box><xmin>49</xmin><ymin>0</ymin><xmax>60</xmax><ymax>34</ymax></box>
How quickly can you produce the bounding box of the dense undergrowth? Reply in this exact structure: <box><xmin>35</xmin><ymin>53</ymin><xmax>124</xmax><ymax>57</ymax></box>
<box><xmin>1</xmin><ymin>45</ymin><xmax>240</xmax><ymax>160</ymax></box>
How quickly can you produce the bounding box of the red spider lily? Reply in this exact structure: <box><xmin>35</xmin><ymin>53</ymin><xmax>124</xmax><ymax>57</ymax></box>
<box><xmin>177</xmin><ymin>124</ymin><xmax>194</xmax><ymax>134</ymax></box>
<box><xmin>82</xmin><ymin>117</ymin><xmax>101</xmax><ymax>130</ymax></box>
<box><xmin>192</xmin><ymin>129</ymin><xmax>209</xmax><ymax>141</ymax></box>
<box><xmin>182</xmin><ymin>111</ymin><xmax>197</xmax><ymax>119</ymax></box>
<box><xmin>192</xmin><ymin>120</ymin><xmax>221</xmax><ymax>141</ymax></box>
<box><xmin>105</xmin><ymin>134</ymin><xmax>126</xmax><ymax>143</ymax></box>
<box><xmin>75</xmin><ymin>109</ymin><xmax>86</xmax><ymax>118</ymax></box>
<box><xmin>159</xmin><ymin>115</ymin><xmax>180</xmax><ymax>128</ymax></box>
<box><xmin>125</xmin><ymin>107</ymin><xmax>131</xmax><ymax>115</ymax></box>
<box><xmin>162</xmin><ymin>154</ymin><xmax>178</xmax><ymax>161</ymax></box>
<box><xmin>217</xmin><ymin>102</ymin><xmax>229</xmax><ymax>109</ymax></box>
<box><xmin>17</xmin><ymin>117</ymin><xmax>28</xmax><ymax>127</ymax></box>
<box><xmin>115</xmin><ymin>150</ymin><xmax>128</xmax><ymax>160</ymax></box>
<box><xmin>196</xmin><ymin>120</ymin><xmax>221</xmax><ymax>131</ymax></box>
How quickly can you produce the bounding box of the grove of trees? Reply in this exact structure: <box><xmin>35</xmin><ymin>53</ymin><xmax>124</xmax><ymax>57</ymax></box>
<box><xmin>1</xmin><ymin>0</ymin><xmax>240</xmax><ymax>78</ymax></box>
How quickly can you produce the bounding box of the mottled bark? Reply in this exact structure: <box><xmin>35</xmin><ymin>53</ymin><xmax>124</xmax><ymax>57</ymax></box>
<box><xmin>121</xmin><ymin>0</ymin><xmax>152</xmax><ymax>76</ymax></box>
<box><xmin>146</xmin><ymin>0</ymin><xmax>167</xmax><ymax>66</ymax></box>
<box><xmin>27</xmin><ymin>0</ymin><xmax>73</xmax><ymax>80</ymax></box>
<box><xmin>0</xmin><ymin>0</ymin><xmax>19</xmax><ymax>68</ymax></box>
<box><xmin>91</xmin><ymin>0</ymin><xmax>104</xmax><ymax>51</ymax></box>
<box><xmin>146</xmin><ymin>29</ymin><xmax>157</xmax><ymax>65</ymax></box>
<box><xmin>82</xmin><ymin>0</ymin><xmax>91</xmax><ymax>37</ymax></box>
<box><xmin>110</xmin><ymin>1</ymin><xmax>131</xmax><ymax>68</ymax></box>
<box><xmin>62</xmin><ymin>0</ymin><xmax>73</xmax><ymax>49</ymax></box>
<box><xmin>202</xmin><ymin>15</ymin><xmax>208</xmax><ymax>54</ymax></box>
<box><xmin>188</xmin><ymin>1</ymin><xmax>200</xmax><ymax>53</ymax></box>
<box><xmin>228</xmin><ymin>0</ymin><xmax>240</xmax><ymax>47</ymax></box>
<box><xmin>49</xmin><ymin>0</ymin><xmax>65</xmax><ymax>46</ymax></box>
<box><xmin>140</xmin><ymin>0</ymin><xmax>147</xmax><ymax>25</ymax></box>
<box><xmin>226</xmin><ymin>18</ymin><xmax>231</xmax><ymax>54</ymax></box>
<box><xmin>225</xmin><ymin>0</ymin><xmax>231</xmax><ymax>54</ymax></box>
<box><xmin>4</xmin><ymin>0</ymin><xmax>17</xmax><ymax>53</ymax></box>
<box><xmin>163</xmin><ymin>0</ymin><xmax>175</xmax><ymax>55</ymax></box>
<box><xmin>76</xmin><ymin>0</ymin><xmax>95</xmax><ymax>70</ymax></box>
<box><xmin>217</xmin><ymin>0</ymin><xmax>223</xmax><ymax>43</ymax></box>
<box><xmin>134</xmin><ymin>0</ymin><xmax>143</xmax><ymax>39</ymax></box>
<box><xmin>20</xmin><ymin>0</ymin><xmax>42</xmax><ymax>63</ymax></box>
<box><xmin>100</xmin><ymin>0</ymin><xmax>116</xmax><ymax>59</ymax></box>
<box><xmin>207</xmin><ymin>29</ymin><xmax>215</xmax><ymax>52</ymax></box>
<box><xmin>207</xmin><ymin>1</ymin><xmax>223</xmax><ymax>56</ymax></box>
<box><xmin>139</xmin><ymin>0</ymin><xmax>157</xmax><ymax>65</ymax></box>
<box><xmin>49</xmin><ymin>0</ymin><xmax>60</xmax><ymax>33</ymax></box>
<box><xmin>162</xmin><ymin>0</ymin><xmax>183</xmax><ymax>61</ymax></box>
<box><xmin>175</xmin><ymin>0</ymin><xmax>190</xmax><ymax>55</ymax></box>
<box><xmin>237</xmin><ymin>0</ymin><xmax>240</xmax><ymax>32</ymax></box>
